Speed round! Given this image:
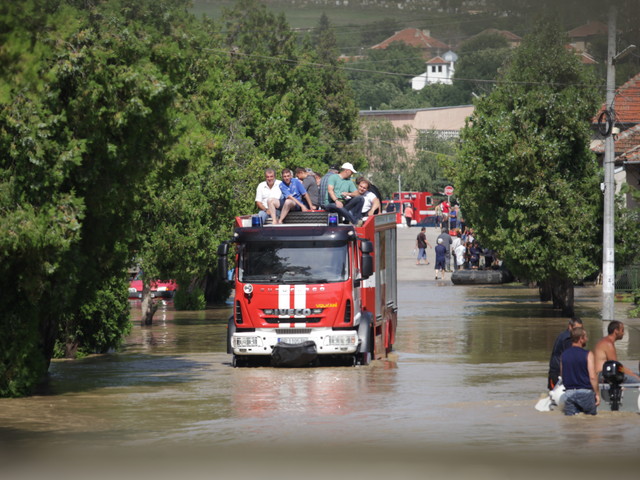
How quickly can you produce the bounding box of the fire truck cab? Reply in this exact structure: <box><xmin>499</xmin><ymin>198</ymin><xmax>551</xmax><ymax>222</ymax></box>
<box><xmin>383</xmin><ymin>191</ymin><xmax>434</xmax><ymax>226</ymax></box>
<box><xmin>217</xmin><ymin>212</ymin><xmax>398</xmax><ymax>367</ymax></box>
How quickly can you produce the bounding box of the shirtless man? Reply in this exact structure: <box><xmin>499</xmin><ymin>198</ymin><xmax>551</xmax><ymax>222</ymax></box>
<box><xmin>593</xmin><ymin>320</ymin><xmax>640</xmax><ymax>383</ymax></box>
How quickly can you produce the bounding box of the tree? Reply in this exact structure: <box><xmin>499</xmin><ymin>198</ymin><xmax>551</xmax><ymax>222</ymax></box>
<box><xmin>0</xmin><ymin>0</ymin><xmax>185</xmax><ymax>395</ymax></box>
<box><xmin>348</xmin><ymin>43</ymin><xmax>426</xmax><ymax>110</ymax></box>
<box><xmin>453</xmin><ymin>32</ymin><xmax>511</xmax><ymax>101</ymax></box>
<box><xmin>456</xmin><ymin>19</ymin><xmax>602</xmax><ymax>315</ymax></box>
<box><xmin>406</xmin><ymin>130</ymin><xmax>456</xmax><ymax>194</ymax></box>
<box><xmin>381</xmin><ymin>83</ymin><xmax>469</xmax><ymax>110</ymax></box>
<box><xmin>360</xmin><ymin>119</ymin><xmax>411</xmax><ymax>198</ymax></box>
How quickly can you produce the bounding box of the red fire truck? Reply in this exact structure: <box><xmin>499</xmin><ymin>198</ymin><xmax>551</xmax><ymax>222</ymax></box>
<box><xmin>217</xmin><ymin>211</ymin><xmax>398</xmax><ymax>367</ymax></box>
<box><xmin>383</xmin><ymin>191</ymin><xmax>435</xmax><ymax>225</ymax></box>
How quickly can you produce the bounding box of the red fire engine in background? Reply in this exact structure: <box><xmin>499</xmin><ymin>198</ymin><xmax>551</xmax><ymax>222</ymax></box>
<box><xmin>382</xmin><ymin>191</ymin><xmax>435</xmax><ymax>226</ymax></box>
<box><xmin>217</xmin><ymin>211</ymin><xmax>398</xmax><ymax>367</ymax></box>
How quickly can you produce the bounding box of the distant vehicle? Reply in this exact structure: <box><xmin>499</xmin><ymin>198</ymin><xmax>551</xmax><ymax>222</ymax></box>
<box><xmin>128</xmin><ymin>271</ymin><xmax>177</xmax><ymax>299</ymax></box>
<box><xmin>383</xmin><ymin>191</ymin><xmax>435</xmax><ymax>225</ymax></box>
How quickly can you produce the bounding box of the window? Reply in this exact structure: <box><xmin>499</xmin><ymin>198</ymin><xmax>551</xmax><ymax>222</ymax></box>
<box><xmin>239</xmin><ymin>241</ymin><xmax>349</xmax><ymax>284</ymax></box>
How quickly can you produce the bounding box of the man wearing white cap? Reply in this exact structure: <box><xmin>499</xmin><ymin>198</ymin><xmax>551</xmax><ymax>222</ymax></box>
<box><xmin>324</xmin><ymin>162</ymin><xmax>365</xmax><ymax>225</ymax></box>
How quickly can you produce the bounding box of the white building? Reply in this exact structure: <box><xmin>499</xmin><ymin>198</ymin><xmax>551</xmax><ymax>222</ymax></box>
<box><xmin>411</xmin><ymin>51</ymin><xmax>458</xmax><ymax>90</ymax></box>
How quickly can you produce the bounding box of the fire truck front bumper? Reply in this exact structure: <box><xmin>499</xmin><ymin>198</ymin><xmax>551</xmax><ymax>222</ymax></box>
<box><xmin>231</xmin><ymin>328</ymin><xmax>359</xmax><ymax>356</ymax></box>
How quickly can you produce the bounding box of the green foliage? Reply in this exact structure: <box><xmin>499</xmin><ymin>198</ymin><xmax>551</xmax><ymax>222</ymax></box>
<box><xmin>453</xmin><ymin>32</ymin><xmax>512</xmax><ymax>101</ymax></box>
<box><xmin>360</xmin><ymin>119</ymin><xmax>411</xmax><ymax>198</ymax></box>
<box><xmin>2</xmin><ymin>0</ymin><xmax>363</xmax><ymax>395</ymax></box>
<box><xmin>348</xmin><ymin>43</ymin><xmax>426</xmax><ymax>110</ymax></box>
<box><xmin>615</xmin><ymin>189</ymin><xmax>640</xmax><ymax>268</ymax></box>
<box><xmin>456</xmin><ymin>19</ymin><xmax>602</xmax><ymax>285</ymax></box>
<box><xmin>381</xmin><ymin>83</ymin><xmax>470</xmax><ymax>110</ymax></box>
<box><xmin>55</xmin><ymin>277</ymin><xmax>132</xmax><ymax>358</ymax></box>
<box><xmin>173</xmin><ymin>285</ymin><xmax>206</xmax><ymax>311</ymax></box>
<box><xmin>407</xmin><ymin>130</ymin><xmax>457</xmax><ymax>193</ymax></box>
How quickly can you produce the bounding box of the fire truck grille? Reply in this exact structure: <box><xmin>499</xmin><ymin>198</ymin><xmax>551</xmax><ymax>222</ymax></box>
<box><xmin>275</xmin><ymin>328</ymin><xmax>312</xmax><ymax>335</ymax></box>
<box><xmin>265</xmin><ymin>318</ymin><xmax>321</xmax><ymax>324</ymax></box>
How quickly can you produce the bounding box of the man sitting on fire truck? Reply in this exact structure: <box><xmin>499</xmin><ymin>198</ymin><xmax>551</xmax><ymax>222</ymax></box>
<box><xmin>324</xmin><ymin>162</ymin><xmax>365</xmax><ymax>225</ymax></box>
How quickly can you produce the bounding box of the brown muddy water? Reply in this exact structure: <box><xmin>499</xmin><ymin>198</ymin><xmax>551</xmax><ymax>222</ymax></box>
<box><xmin>1</xmin><ymin>280</ymin><xmax>639</xmax><ymax>480</ymax></box>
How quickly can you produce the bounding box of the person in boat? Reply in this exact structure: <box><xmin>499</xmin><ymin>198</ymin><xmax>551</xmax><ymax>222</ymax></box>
<box><xmin>593</xmin><ymin>321</ymin><xmax>640</xmax><ymax>383</ymax></box>
<box><xmin>560</xmin><ymin>327</ymin><xmax>599</xmax><ymax>415</ymax></box>
<box><xmin>547</xmin><ymin>317</ymin><xmax>583</xmax><ymax>390</ymax></box>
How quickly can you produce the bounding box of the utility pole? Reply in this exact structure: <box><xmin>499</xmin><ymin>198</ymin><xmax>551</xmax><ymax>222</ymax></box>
<box><xmin>398</xmin><ymin>174</ymin><xmax>402</xmax><ymax>217</ymax></box>
<box><xmin>602</xmin><ymin>6</ymin><xmax>617</xmax><ymax>321</ymax></box>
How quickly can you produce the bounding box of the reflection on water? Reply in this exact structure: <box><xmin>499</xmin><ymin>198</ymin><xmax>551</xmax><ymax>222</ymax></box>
<box><xmin>1</xmin><ymin>282</ymin><xmax>639</xmax><ymax>478</ymax></box>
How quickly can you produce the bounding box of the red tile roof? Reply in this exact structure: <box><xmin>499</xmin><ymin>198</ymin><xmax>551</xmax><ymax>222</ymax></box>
<box><xmin>620</xmin><ymin>145</ymin><xmax>640</xmax><ymax>163</ymax></box>
<box><xmin>592</xmin><ymin>124</ymin><xmax>640</xmax><ymax>159</ymax></box>
<box><xmin>568</xmin><ymin>21</ymin><xmax>608</xmax><ymax>38</ymax></box>
<box><xmin>426</xmin><ymin>56</ymin><xmax>447</xmax><ymax>64</ymax></box>
<box><xmin>371</xmin><ymin>28</ymin><xmax>448</xmax><ymax>52</ymax></box>
<box><xmin>474</xmin><ymin>28</ymin><xmax>522</xmax><ymax>43</ymax></box>
<box><xmin>564</xmin><ymin>45</ymin><xmax>597</xmax><ymax>64</ymax></box>
<box><xmin>594</xmin><ymin>73</ymin><xmax>640</xmax><ymax>125</ymax></box>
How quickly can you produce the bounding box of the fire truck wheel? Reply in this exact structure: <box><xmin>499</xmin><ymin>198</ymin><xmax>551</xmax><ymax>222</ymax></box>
<box><xmin>232</xmin><ymin>355</ymin><xmax>247</xmax><ymax>368</ymax></box>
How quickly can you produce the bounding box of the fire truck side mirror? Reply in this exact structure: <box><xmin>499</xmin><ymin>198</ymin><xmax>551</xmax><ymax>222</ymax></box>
<box><xmin>217</xmin><ymin>242</ymin><xmax>229</xmax><ymax>282</ymax></box>
<box><xmin>361</xmin><ymin>254</ymin><xmax>373</xmax><ymax>279</ymax></box>
<box><xmin>360</xmin><ymin>240</ymin><xmax>374</xmax><ymax>279</ymax></box>
<box><xmin>361</xmin><ymin>239</ymin><xmax>373</xmax><ymax>254</ymax></box>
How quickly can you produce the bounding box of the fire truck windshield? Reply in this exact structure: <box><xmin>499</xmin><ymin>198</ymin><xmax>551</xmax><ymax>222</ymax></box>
<box><xmin>238</xmin><ymin>241</ymin><xmax>349</xmax><ymax>284</ymax></box>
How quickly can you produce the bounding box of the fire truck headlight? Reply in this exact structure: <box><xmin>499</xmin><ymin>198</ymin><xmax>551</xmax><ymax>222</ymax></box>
<box><xmin>324</xmin><ymin>334</ymin><xmax>357</xmax><ymax>346</ymax></box>
<box><xmin>234</xmin><ymin>336</ymin><xmax>261</xmax><ymax>348</ymax></box>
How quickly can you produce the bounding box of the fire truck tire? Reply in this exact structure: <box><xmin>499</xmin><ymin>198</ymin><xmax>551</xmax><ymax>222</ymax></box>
<box><xmin>232</xmin><ymin>355</ymin><xmax>250</xmax><ymax>368</ymax></box>
<box><xmin>226</xmin><ymin>316</ymin><xmax>236</xmax><ymax>355</ymax></box>
<box><xmin>356</xmin><ymin>317</ymin><xmax>373</xmax><ymax>365</ymax></box>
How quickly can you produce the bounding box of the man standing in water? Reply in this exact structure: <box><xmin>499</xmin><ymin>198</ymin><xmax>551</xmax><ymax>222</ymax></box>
<box><xmin>561</xmin><ymin>327</ymin><xmax>599</xmax><ymax>415</ymax></box>
<box><xmin>593</xmin><ymin>320</ymin><xmax>640</xmax><ymax>383</ymax></box>
<box><xmin>547</xmin><ymin>317</ymin><xmax>583</xmax><ymax>390</ymax></box>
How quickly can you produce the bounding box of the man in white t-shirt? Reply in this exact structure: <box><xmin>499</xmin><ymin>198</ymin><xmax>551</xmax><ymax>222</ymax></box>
<box><xmin>255</xmin><ymin>168</ymin><xmax>282</xmax><ymax>224</ymax></box>
<box><xmin>356</xmin><ymin>178</ymin><xmax>380</xmax><ymax>217</ymax></box>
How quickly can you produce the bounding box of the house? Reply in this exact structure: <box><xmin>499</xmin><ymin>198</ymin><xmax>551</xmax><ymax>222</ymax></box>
<box><xmin>371</xmin><ymin>28</ymin><xmax>449</xmax><ymax>59</ymax></box>
<box><xmin>568</xmin><ymin>21</ymin><xmax>608</xmax><ymax>53</ymax></box>
<box><xmin>469</xmin><ymin>28</ymin><xmax>522</xmax><ymax>48</ymax></box>
<box><xmin>565</xmin><ymin>45</ymin><xmax>598</xmax><ymax>65</ymax></box>
<box><xmin>411</xmin><ymin>51</ymin><xmax>458</xmax><ymax>90</ymax></box>
<box><xmin>592</xmin><ymin>73</ymin><xmax>640</xmax><ymax>209</ymax></box>
<box><xmin>360</xmin><ymin>105</ymin><xmax>474</xmax><ymax>157</ymax></box>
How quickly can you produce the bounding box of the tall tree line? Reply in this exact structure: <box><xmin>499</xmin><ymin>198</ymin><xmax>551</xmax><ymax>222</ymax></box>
<box><xmin>0</xmin><ymin>0</ymin><xmax>360</xmax><ymax>396</ymax></box>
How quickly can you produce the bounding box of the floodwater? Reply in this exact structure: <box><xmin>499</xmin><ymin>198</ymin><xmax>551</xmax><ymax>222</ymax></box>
<box><xmin>1</xmin><ymin>278</ymin><xmax>639</xmax><ymax>479</ymax></box>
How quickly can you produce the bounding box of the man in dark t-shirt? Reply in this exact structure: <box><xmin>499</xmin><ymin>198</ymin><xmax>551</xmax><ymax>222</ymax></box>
<box><xmin>547</xmin><ymin>317</ymin><xmax>583</xmax><ymax>389</ymax></box>
<box><xmin>560</xmin><ymin>327</ymin><xmax>599</xmax><ymax>416</ymax></box>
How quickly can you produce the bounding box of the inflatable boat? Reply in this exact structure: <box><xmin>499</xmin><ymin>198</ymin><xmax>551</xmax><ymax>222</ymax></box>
<box><xmin>451</xmin><ymin>268</ymin><xmax>514</xmax><ymax>285</ymax></box>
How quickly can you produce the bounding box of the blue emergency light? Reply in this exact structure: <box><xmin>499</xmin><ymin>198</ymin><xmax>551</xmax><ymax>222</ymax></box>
<box><xmin>251</xmin><ymin>215</ymin><xmax>263</xmax><ymax>227</ymax></box>
<box><xmin>327</xmin><ymin>213</ymin><xmax>339</xmax><ymax>226</ymax></box>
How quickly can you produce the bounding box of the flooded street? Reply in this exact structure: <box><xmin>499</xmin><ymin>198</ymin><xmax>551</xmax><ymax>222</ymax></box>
<box><xmin>1</xmin><ymin>228</ymin><xmax>639</xmax><ymax>479</ymax></box>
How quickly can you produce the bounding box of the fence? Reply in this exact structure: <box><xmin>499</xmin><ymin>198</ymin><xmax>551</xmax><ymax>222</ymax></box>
<box><xmin>615</xmin><ymin>264</ymin><xmax>640</xmax><ymax>292</ymax></box>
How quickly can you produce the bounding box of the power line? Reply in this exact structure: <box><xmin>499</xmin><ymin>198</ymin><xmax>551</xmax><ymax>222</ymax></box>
<box><xmin>206</xmin><ymin>46</ymin><xmax>608</xmax><ymax>91</ymax></box>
